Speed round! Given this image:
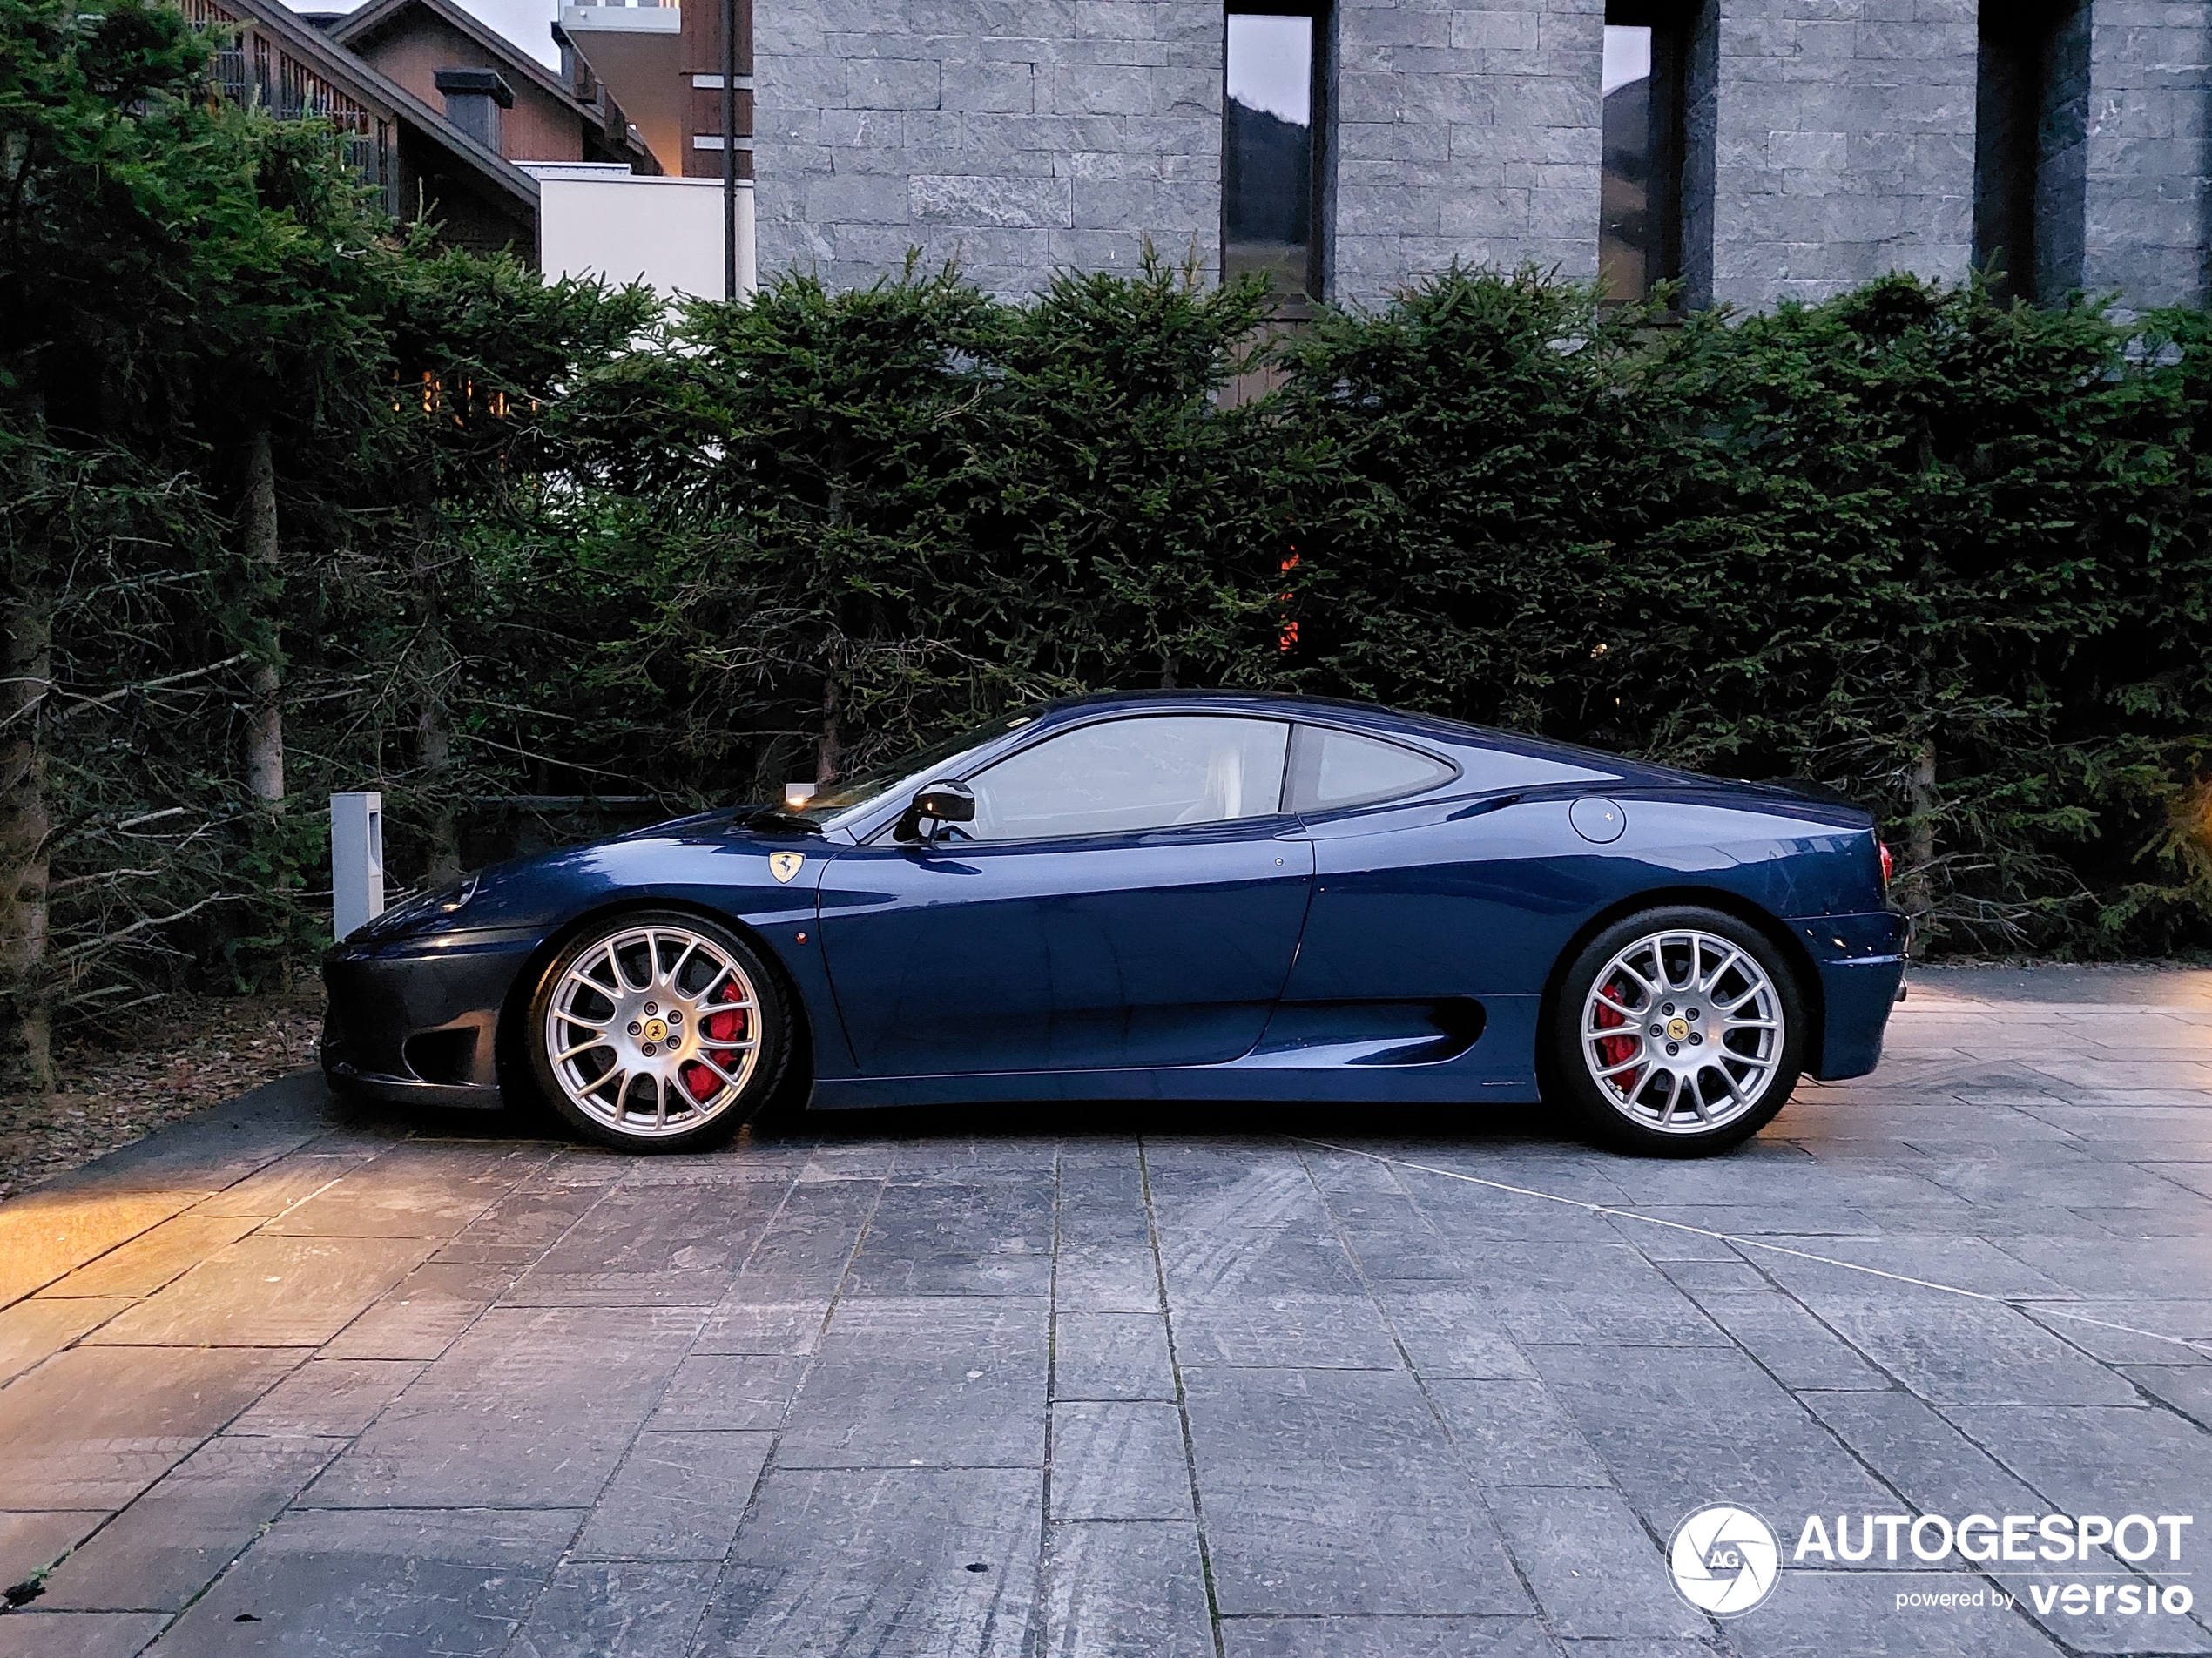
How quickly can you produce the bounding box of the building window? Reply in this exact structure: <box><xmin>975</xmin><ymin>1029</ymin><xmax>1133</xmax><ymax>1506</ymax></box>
<box><xmin>376</xmin><ymin>118</ymin><xmax>395</xmax><ymax>215</ymax></box>
<box><xmin>1599</xmin><ymin>5</ymin><xmax>1689</xmax><ymax>305</ymax></box>
<box><xmin>179</xmin><ymin>0</ymin><xmax>250</xmax><ymax>104</ymax></box>
<box><xmin>1973</xmin><ymin>2</ymin><xmax>2089</xmax><ymax>303</ymax></box>
<box><xmin>1224</xmin><ymin>3</ymin><xmax>1325</xmax><ymax>304</ymax></box>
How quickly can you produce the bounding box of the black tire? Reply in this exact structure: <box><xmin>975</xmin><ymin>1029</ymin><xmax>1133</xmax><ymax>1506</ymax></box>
<box><xmin>1547</xmin><ymin>905</ymin><xmax>1807</xmax><ymax>1157</ymax></box>
<box><xmin>524</xmin><ymin>908</ymin><xmax>792</xmax><ymax>1153</ymax></box>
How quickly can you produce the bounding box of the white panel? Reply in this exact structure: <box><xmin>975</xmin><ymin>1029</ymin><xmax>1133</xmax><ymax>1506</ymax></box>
<box><xmin>331</xmin><ymin>791</ymin><xmax>386</xmax><ymax>941</ymax></box>
<box><xmin>525</xmin><ymin>165</ymin><xmax>753</xmax><ymax>299</ymax></box>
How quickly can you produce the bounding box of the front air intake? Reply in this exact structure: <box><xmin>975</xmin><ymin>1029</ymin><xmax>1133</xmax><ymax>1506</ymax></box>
<box><xmin>402</xmin><ymin>1027</ymin><xmax>480</xmax><ymax>1087</ymax></box>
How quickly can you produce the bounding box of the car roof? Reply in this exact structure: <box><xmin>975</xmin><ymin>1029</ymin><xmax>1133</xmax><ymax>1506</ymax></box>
<box><xmin>1031</xmin><ymin>687</ymin><xmax>1466</xmax><ymax>732</ymax></box>
<box><xmin>1023</xmin><ymin>688</ymin><xmax>1635</xmax><ymax>769</ymax></box>
<box><xmin>1018</xmin><ymin>691</ymin><xmax>1867</xmax><ymax>820</ymax></box>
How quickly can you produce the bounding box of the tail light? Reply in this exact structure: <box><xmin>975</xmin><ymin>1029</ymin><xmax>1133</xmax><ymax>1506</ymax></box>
<box><xmin>1878</xmin><ymin>841</ymin><xmax>1894</xmax><ymax>891</ymax></box>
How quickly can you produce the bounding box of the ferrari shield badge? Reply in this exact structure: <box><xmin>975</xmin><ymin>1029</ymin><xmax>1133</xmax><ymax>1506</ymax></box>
<box><xmin>769</xmin><ymin>852</ymin><xmax>806</xmax><ymax>884</ymax></box>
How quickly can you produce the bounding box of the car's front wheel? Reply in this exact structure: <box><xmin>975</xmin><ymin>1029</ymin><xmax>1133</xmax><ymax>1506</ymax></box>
<box><xmin>526</xmin><ymin>910</ymin><xmax>789</xmax><ymax>1152</ymax></box>
<box><xmin>1548</xmin><ymin>907</ymin><xmax>1806</xmax><ymax>1156</ymax></box>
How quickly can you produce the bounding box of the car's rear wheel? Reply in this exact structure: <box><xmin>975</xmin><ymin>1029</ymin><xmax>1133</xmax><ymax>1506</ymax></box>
<box><xmin>1548</xmin><ymin>907</ymin><xmax>1805</xmax><ymax>1156</ymax></box>
<box><xmin>527</xmin><ymin>910</ymin><xmax>789</xmax><ymax>1152</ymax></box>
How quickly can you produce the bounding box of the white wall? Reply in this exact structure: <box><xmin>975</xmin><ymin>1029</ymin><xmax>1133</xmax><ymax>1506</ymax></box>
<box><xmin>523</xmin><ymin>165</ymin><xmax>754</xmax><ymax>299</ymax></box>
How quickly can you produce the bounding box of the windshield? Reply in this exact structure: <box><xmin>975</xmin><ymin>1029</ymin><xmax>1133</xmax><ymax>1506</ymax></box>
<box><xmin>799</xmin><ymin>705</ymin><xmax>1048</xmax><ymax>831</ymax></box>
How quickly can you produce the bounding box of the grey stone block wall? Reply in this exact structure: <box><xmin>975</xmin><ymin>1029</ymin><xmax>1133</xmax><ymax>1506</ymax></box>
<box><xmin>755</xmin><ymin>0</ymin><xmax>2210</xmax><ymax>313</ymax></box>
<box><xmin>754</xmin><ymin>0</ymin><xmax>1224</xmax><ymax>297</ymax></box>
<box><xmin>2036</xmin><ymin>1</ymin><xmax>2094</xmax><ymax>301</ymax></box>
<box><xmin>1326</xmin><ymin>0</ymin><xmax>1604</xmax><ymax>307</ymax></box>
<box><xmin>2079</xmin><ymin>0</ymin><xmax>2211</xmax><ymax>307</ymax></box>
<box><xmin>1692</xmin><ymin>0</ymin><xmax>1977</xmax><ymax>311</ymax></box>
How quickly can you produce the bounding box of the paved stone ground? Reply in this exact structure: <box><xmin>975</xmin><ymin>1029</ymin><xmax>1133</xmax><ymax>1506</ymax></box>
<box><xmin>0</xmin><ymin>967</ymin><xmax>2209</xmax><ymax>1658</ymax></box>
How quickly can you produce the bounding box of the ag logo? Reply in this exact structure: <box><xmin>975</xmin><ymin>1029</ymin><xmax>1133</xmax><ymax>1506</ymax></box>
<box><xmin>768</xmin><ymin>852</ymin><xmax>806</xmax><ymax>884</ymax></box>
<box><xmin>1669</xmin><ymin>1505</ymin><xmax>1780</xmax><ymax>1616</ymax></box>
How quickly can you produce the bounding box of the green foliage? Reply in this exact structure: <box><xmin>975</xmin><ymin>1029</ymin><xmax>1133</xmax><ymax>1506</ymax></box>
<box><xmin>525</xmin><ymin>262</ymin><xmax>2210</xmax><ymax>957</ymax></box>
<box><xmin>1262</xmin><ymin>266</ymin><xmax>1666</xmax><ymax>730</ymax></box>
<box><xmin>541</xmin><ymin>254</ymin><xmax>1285</xmax><ymax>796</ymax></box>
<box><xmin>0</xmin><ymin>0</ymin><xmax>653</xmax><ymax>1046</ymax></box>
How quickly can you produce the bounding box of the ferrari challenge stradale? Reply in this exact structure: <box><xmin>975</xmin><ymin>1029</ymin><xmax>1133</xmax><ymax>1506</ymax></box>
<box><xmin>321</xmin><ymin>691</ymin><xmax>1908</xmax><ymax>1157</ymax></box>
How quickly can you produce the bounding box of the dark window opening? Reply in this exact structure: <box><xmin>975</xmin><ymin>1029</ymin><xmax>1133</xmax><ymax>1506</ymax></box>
<box><xmin>1973</xmin><ymin>1</ymin><xmax>2089</xmax><ymax>303</ymax></box>
<box><xmin>1224</xmin><ymin>3</ymin><xmax>1327</xmax><ymax>306</ymax></box>
<box><xmin>1600</xmin><ymin>4</ymin><xmax>1690</xmax><ymax>306</ymax></box>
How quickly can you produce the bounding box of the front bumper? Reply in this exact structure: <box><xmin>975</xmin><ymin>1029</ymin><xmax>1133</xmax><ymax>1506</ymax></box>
<box><xmin>1790</xmin><ymin>909</ymin><xmax>1910</xmax><ymax>1080</ymax></box>
<box><xmin>323</xmin><ymin>1065</ymin><xmax>506</xmax><ymax>1110</ymax></box>
<box><xmin>321</xmin><ymin>927</ymin><xmax>542</xmax><ymax>1109</ymax></box>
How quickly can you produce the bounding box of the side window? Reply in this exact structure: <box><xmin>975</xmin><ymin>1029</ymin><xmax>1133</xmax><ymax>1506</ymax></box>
<box><xmin>965</xmin><ymin>716</ymin><xmax>1291</xmax><ymax>841</ymax></box>
<box><xmin>1287</xmin><ymin>725</ymin><xmax>1457</xmax><ymax>812</ymax></box>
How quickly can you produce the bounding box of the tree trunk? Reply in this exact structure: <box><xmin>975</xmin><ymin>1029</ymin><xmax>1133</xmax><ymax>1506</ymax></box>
<box><xmin>242</xmin><ymin>427</ymin><xmax>285</xmax><ymax>811</ymax></box>
<box><xmin>1904</xmin><ymin>732</ymin><xmax>1939</xmax><ymax>928</ymax></box>
<box><xmin>409</xmin><ymin>503</ymin><xmax>461</xmax><ymax>882</ymax></box>
<box><xmin>0</xmin><ymin>580</ymin><xmax>54</xmax><ymax>1092</ymax></box>
<box><xmin>817</xmin><ymin>453</ymin><xmax>848</xmax><ymax>788</ymax></box>
<box><xmin>814</xmin><ymin>675</ymin><xmax>841</xmax><ymax>786</ymax></box>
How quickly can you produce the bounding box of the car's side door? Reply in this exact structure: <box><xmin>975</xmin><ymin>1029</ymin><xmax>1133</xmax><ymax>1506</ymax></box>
<box><xmin>1278</xmin><ymin>723</ymin><xmax>1624</xmax><ymax>998</ymax></box>
<box><xmin>816</xmin><ymin>713</ymin><xmax>1315</xmax><ymax>1076</ymax></box>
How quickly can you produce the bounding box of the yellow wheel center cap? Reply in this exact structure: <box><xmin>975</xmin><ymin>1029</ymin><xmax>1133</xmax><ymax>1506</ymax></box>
<box><xmin>1666</xmin><ymin>1017</ymin><xmax>1689</xmax><ymax>1041</ymax></box>
<box><xmin>642</xmin><ymin>1017</ymin><xmax>670</xmax><ymax>1043</ymax></box>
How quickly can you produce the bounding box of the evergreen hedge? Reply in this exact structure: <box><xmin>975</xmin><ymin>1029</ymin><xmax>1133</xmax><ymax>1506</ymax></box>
<box><xmin>523</xmin><ymin>260</ymin><xmax>2212</xmax><ymax>959</ymax></box>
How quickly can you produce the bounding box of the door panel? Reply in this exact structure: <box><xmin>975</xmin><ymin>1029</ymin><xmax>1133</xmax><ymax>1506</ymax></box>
<box><xmin>1284</xmin><ymin>797</ymin><xmax>1596</xmax><ymax>1002</ymax></box>
<box><xmin>819</xmin><ymin>823</ymin><xmax>1315</xmax><ymax>1076</ymax></box>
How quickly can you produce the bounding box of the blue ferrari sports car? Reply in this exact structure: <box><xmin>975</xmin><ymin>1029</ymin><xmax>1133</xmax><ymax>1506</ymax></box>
<box><xmin>322</xmin><ymin>691</ymin><xmax>1907</xmax><ymax>1156</ymax></box>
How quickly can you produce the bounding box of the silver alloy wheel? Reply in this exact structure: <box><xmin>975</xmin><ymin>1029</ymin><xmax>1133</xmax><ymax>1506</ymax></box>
<box><xmin>1580</xmin><ymin>927</ymin><xmax>1784</xmax><ymax>1135</ymax></box>
<box><xmin>543</xmin><ymin>922</ymin><xmax>760</xmax><ymax>1139</ymax></box>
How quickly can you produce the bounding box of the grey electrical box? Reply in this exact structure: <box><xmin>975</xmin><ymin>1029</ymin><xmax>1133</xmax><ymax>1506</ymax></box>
<box><xmin>331</xmin><ymin>792</ymin><xmax>385</xmax><ymax>940</ymax></box>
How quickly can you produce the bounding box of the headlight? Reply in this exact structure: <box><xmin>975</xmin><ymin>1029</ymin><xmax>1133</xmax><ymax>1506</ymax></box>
<box><xmin>354</xmin><ymin>873</ymin><xmax>480</xmax><ymax>940</ymax></box>
<box><xmin>435</xmin><ymin>873</ymin><xmax>482</xmax><ymax>914</ymax></box>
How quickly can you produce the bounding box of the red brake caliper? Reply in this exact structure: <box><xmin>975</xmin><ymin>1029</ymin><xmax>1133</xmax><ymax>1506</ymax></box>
<box><xmin>682</xmin><ymin>981</ymin><xmax>749</xmax><ymax>1102</ymax></box>
<box><xmin>1593</xmin><ymin>983</ymin><xmax>1637</xmax><ymax>1074</ymax></box>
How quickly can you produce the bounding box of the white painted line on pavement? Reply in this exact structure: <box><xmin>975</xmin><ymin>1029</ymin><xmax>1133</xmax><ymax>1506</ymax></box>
<box><xmin>1295</xmin><ymin>1138</ymin><xmax>2212</xmax><ymax>1361</ymax></box>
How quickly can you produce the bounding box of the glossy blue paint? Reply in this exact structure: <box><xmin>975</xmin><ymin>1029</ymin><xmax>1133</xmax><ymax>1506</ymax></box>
<box><xmin>323</xmin><ymin>820</ymin><xmax>849</xmax><ymax>1103</ymax></box>
<box><xmin>817</xmin><ymin>820</ymin><xmax>1314</xmax><ymax>1075</ymax></box>
<box><xmin>1276</xmin><ymin>788</ymin><xmax>1878</xmax><ymax>1080</ymax></box>
<box><xmin>1789</xmin><ymin>908</ymin><xmax>1912</xmax><ymax>1079</ymax></box>
<box><xmin>321</xmin><ymin>690</ymin><xmax>1905</xmax><ymax>1122</ymax></box>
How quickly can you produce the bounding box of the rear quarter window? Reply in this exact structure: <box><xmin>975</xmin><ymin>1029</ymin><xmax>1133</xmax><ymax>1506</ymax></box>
<box><xmin>1288</xmin><ymin>725</ymin><xmax>1618</xmax><ymax>813</ymax></box>
<box><xmin>1288</xmin><ymin>726</ymin><xmax>1458</xmax><ymax>812</ymax></box>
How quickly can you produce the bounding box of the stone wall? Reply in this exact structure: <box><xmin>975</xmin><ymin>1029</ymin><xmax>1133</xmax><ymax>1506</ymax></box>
<box><xmin>755</xmin><ymin>0</ymin><xmax>2209</xmax><ymax>312</ymax></box>
<box><xmin>1691</xmin><ymin>0</ymin><xmax>1976</xmax><ymax>310</ymax></box>
<box><xmin>753</xmin><ymin>0</ymin><xmax>1223</xmax><ymax>296</ymax></box>
<box><xmin>1326</xmin><ymin>0</ymin><xmax>1604</xmax><ymax>307</ymax></box>
<box><xmin>2080</xmin><ymin>0</ymin><xmax>2211</xmax><ymax>307</ymax></box>
<box><xmin>2033</xmin><ymin>1</ymin><xmax>2094</xmax><ymax>301</ymax></box>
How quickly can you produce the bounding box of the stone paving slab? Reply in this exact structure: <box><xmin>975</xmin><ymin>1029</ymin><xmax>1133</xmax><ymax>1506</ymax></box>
<box><xmin>0</xmin><ymin>967</ymin><xmax>2206</xmax><ymax>1654</ymax></box>
<box><xmin>152</xmin><ymin>1506</ymin><xmax>583</xmax><ymax>1657</ymax></box>
<box><xmin>1041</xmin><ymin>1517</ymin><xmax>1214</xmax><ymax>1658</ymax></box>
<box><xmin>34</xmin><ymin>1435</ymin><xmax>343</xmax><ymax>1614</ymax></box>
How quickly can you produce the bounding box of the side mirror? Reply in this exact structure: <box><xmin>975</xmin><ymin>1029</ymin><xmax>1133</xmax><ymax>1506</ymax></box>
<box><xmin>896</xmin><ymin>778</ymin><xmax>975</xmax><ymax>842</ymax></box>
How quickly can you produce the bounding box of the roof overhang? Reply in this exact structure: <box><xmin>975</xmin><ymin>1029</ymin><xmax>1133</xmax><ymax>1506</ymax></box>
<box><xmin>553</xmin><ymin>5</ymin><xmax>683</xmax><ymax>173</ymax></box>
<box><xmin>217</xmin><ymin>0</ymin><xmax>539</xmax><ymax>214</ymax></box>
<box><xmin>329</xmin><ymin>0</ymin><xmax>599</xmax><ymax>125</ymax></box>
